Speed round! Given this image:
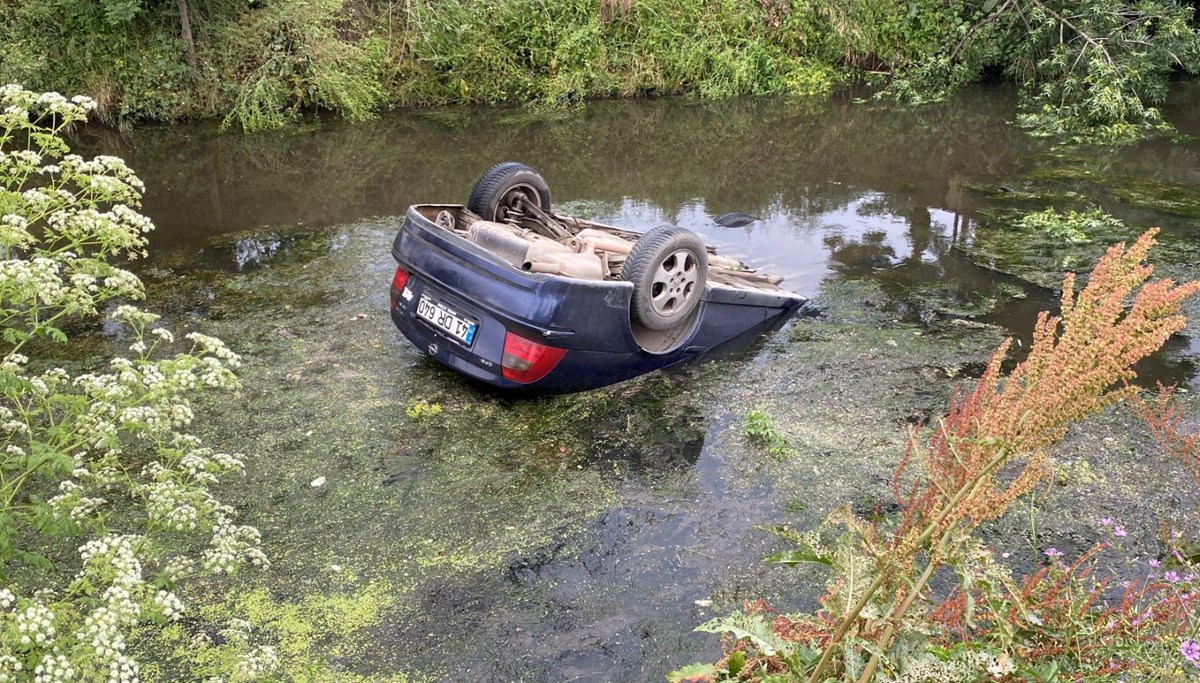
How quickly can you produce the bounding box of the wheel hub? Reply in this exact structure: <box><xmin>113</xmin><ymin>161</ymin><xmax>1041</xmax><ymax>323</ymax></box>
<box><xmin>651</xmin><ymin>249</ymin><xmax>698</xmax><ymax>317</ymax></box>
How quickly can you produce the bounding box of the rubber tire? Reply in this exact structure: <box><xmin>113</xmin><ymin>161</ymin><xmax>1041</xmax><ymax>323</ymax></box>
<box><xmin>467</xmin><ymin>162</ymin><xmax>552</xmax><ymax>222</ymax></box>
<box><xmin>621</xmin><ymin>226</ymin><xmax>708</xmax><ymax>332</ymax></box>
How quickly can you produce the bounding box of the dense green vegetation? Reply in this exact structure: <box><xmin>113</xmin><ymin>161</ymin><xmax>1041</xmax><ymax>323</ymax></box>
<box><xmin>1</xmin><ymin>0</ymin><xmax>1198</xmax><ymax>138</ymax></box>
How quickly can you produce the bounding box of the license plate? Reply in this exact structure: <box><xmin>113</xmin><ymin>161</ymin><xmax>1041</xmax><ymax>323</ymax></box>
<box><xmin>416</xmin><ymin>295</ymin><xmax>477</xmax><ymax>346</ymax></box>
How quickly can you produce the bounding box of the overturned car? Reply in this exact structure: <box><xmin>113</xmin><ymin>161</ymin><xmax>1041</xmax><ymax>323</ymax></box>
<box><xmin>388</xmin><ymin>162</ymin><xmax>807</xmax><ymax>393</ymax></box>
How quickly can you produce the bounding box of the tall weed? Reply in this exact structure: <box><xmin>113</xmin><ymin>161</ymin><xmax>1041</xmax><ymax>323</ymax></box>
<box><xmin>672</xmin><ymin>229</ymin><xmax>1200</xmax><ymax>681</ymax></box>
<box><xmin>215</xmin><ymin>0</ymin><xmax>383</xmax><ymax>132</ymax></box>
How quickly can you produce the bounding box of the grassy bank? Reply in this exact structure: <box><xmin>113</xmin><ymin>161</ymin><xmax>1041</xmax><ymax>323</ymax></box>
<box><xmin>3</xmin><ymin>0</ymin><xmax>1198</xmax><ymax>138</ymax></box>
<box><xmin>0</xmin><ymin>0</ymin><xmax>849</xmax><ymax>130</ymax></box>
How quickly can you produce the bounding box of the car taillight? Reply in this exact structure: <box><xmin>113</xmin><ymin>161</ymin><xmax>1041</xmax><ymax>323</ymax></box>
<box><xmin>389</xmin><ymin>267</ymin><xmax>410</xmax><ymax>309</ymax></box>
<box><xmin>501</xmin><ymin>332</ymin><xmax>567</xmax><ymax>384</ymax></box>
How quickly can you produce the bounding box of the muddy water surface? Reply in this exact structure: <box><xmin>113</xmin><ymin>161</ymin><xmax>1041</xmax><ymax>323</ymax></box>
<box><xmin>82</xmin><ymin>85</ymin><xmax>1200</xmax><ymax>681</ymax></box>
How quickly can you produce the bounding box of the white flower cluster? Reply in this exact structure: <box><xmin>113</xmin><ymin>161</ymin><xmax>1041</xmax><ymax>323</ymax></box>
<box><xmin>220</xmin><ymin>618</ymin><xmax>253</xmax><ymax>645</ymax></box>
<box><xmin>101</xmin><ymin>269</ymin><xmax>143</xmax><ymax>298</ymax></box>
<box><xmin>0</xmin><ymin>213</ymin><xmax>33</xmax><ymax>250</ymax></box>
<box><xmin>32</xmin><ymin>651</ymin><xmax>74</xmax><ymax>683</ymax></box>
<box><xmin>70</xmin><ymin>272</ymin><xmax>99</xmax><ymax>295</ymax></box>
<box><xmin>21</xmin><ymin>188</ymin><xmax>53</xmax><ymax>209</ymax></box>
<box><xmin>168</xmin><ymin>403</ymin><xmax>195</xmax><ymax>428</ymax></box>
<box><xmin>59</xmin><ymin>155</ymin><xmax>145</xmax><ymax>194</ymax></box>
<box><xmin>72</xmin><ymin>343</ymin><xmax>236</xmax><ymax>447</ymax></box>
<box><xmin>152</xmin><ymin>590</ymin><xmax>183</xmax><ymax>621</ymax></box>
<box><xmin>202</xmin><ymin>622</ymin><xmax>280</xmax><ymax>680</ymax></box>
<box><xmin>0</xmin><ymin>403</ymin><xmax>29</xmax><ymax>436</ymax></box>
<box><xmin>0</xmin><ymin>85</ymin><xmax>270</xmax><ymax>683</ymax></box>
<box><xmin>141</xmin><ymin>479</ymin><xmax>203</xmax><ymax>531</ymax></box>
<box><xmin>111</xmin><ymin>305</ymin><xmax>158</xmax><ymax>327</ymax></box>
<box><xmin>160</xmin><ymin>557</ymin><xmax>194</xmax><ymax>584</ymax></box>
<box><xmin>185</xmin><ymin>332</ymin><xmax>243</xmax><ymax>370</ymax></box>
<box><xmin>47</xmin><ymin>480</ymin><xmax>107</xmax><ymax>522</ymax></box>
<box><xmin>25</xmin><ymin>90</ymin><xmax>97</xmax><ymax>116</ymax></box>
<box><xmin>0</xmin><ymin>653</ymin><xmax>22</xmax><ymax>682</ymax></box>
<box><xmin>79</xmin><ymin>535</ymin><xmax>143</xmax><ymax>590</ymax></box>
<box><xmin>232</xmin><ymin>645</ymin><xmax>279</xmax><ymax>680</ymax></box>
<box><xmin>180</xmin><ymin>451</ymin><xmax>218</xmax><ymax>484</ymax></box>
<box><xmin>0</xmin><ymin>257</ymin><xmax>67</xmax><ymax>306</ymax></box>
<box><xmin>71</xmin><ymin>535</ymin><xmax>156</xmax><ymax>681</ymax></box>
<box><xmin>202</xmin><ymin>519</ymin><xmax>268</xmax><ymax>574</ymax></box>
<box><xmin>210</xmin><ymin>451</ymin><xmax>245</xmax><ymax>472</ymax></box>
<box><xmin>106</xmin><ymin>653</ymin><xmax>138</xmax><ymax>683</ymax></box>
<box><xmin>46</xmin><ymin>207</ymin><xmax>148</xmax><ymax>258</ymax></box>
<box><xmin>0</xmin><ymin>150</ymin><xmax>44</xmax><ymax>177</ymax></box>
<box><xmin>117</xmin><ymin>405</ymin><xmax>164</xmax><ymax>430</ymax></box>
<box><xmin>16</xmin><ymin>602</ymin><xmax>56</xmax><ymax>646</ymax></box>
<box><xmin>80</xmin><ymin>605</ymin><xmax>130</xmax><ymax>661</ymax></box>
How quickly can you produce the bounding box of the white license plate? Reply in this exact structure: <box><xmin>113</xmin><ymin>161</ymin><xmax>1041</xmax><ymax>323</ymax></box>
<box><xmin>416</xmin><ymin>295</ymin><xmax>477</xmax><ymax>345</ymax></box>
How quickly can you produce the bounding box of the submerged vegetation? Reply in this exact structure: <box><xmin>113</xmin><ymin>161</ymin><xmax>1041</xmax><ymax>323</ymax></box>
<box><xmin>672</xmin><ymin>231</ymin><xmax>1200</xmax><ymax>680</ymax></box>
<box><xmin>1</xmin><ymin>0</ymin><xmax>1199</xmax><ymax>139</ymax></box>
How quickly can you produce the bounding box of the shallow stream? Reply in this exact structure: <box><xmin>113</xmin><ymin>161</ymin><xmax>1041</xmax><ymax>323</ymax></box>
<box><xmin>79</xmin><ymin>84</ymin><xmax>1200</xmax><ymax>681</ymax></box>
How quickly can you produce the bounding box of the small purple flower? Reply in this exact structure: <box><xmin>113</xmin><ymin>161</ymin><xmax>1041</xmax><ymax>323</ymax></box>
<box><xmin>1045</xmin><ymin>548</ymin><xmax>1064</xmax><ymax>559</ymax></box>
<box><xmin>1113</xmin><ymin>525</ymin><xmax>1127</xmax><ymax>537</ymax></box>
<box><xmin>1149</xmin><ymin>559</ymin><xmax>1162</xmax><ymax>568</ymax></box>
<box><xmin>1165</xmin><ymin>571</ymin><xmax>1181</xmax><ymax>583</ymax></box>
<box><xmin>1181</xmin><ymin>639</ymin><xmax>1200</xmax><ymax>664</ymax></box>
<box><xmin>1099</xmin><ymin>517</ymin><xmax>1113</xmax><ymax>526</ymax></box>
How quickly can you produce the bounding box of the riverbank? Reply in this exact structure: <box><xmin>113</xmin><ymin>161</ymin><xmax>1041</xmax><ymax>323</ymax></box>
<box><xmin>4</xmin><ymin>0</ymin><xmax>1199</xmax><ymax>140</ymax></box>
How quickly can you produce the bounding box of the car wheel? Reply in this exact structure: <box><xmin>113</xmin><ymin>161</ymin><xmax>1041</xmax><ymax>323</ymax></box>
<box><xmin>467</xmin><ymin>162</ymin><xmax>551</xmax><ymax>222</ymax></box>
<box><xmin>621</xmin><ymin>226</ymin><xmax>708</xmax><ymax>331</ymax></box>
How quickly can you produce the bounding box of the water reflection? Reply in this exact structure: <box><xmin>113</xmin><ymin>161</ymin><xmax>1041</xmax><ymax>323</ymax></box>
<box><xmin>77</xmin><ymin>83</ymin><xmax>1200</xmax><ymax>384</ymax></box>
<box><xmin>76</xmin><ymin>87</ymin><xmax>1026</xmax><ymax>255</ymax></box>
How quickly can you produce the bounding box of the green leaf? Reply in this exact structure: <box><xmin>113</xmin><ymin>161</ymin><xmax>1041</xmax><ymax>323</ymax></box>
<box><xmin>697</xmin><ymin>612</ymin><xmax>788</xmax><ymax>657</ymax></box>
<box><xmin>727</xmin><ymin>650</ymin><xmax>744</xmax><ymax>676</ymax></box>
<box><xmin>983</xmin><ymin>0</ymin><xmax>999</xmax><ymax>12</ymax></box>
<box><xmin>666</xmin><ymin>663</ymin><xmax>716</xmax><ymax>682</ymax></box>
<box><xmin>765</xmin><ymin>549</ymin><xmax>832</xmax><ymax>566</ymax></box>
<box><xmin>13</xmin><ymin>549</ymin><xmax>52</xmax><ymax>572</ymax></box>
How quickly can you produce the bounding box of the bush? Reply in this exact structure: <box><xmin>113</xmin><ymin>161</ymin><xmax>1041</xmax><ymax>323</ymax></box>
<box><xmin>672</xmin><ymin>230</ymin><xmax>1200</xmax><ymax>682</ymax></box>
<box><xmin>0</xmin><ymin>86</ymin><xmax>273</xmax><ymax>681</ymax></box>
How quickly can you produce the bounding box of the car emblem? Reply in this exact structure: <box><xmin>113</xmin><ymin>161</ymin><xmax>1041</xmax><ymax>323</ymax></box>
<box><xmin>427</xmin><ymin>343</ymin><xmax>438</xmax><ymax>356</ymax></box>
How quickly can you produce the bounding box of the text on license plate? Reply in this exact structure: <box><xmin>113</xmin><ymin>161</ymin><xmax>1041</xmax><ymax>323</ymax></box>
<box><xmin>417</xmin><ymin>295</ymin><xmax>477</xmax><ymax>345</ymax></box>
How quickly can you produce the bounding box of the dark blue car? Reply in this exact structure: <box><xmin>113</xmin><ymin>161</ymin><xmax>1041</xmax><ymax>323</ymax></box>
<box><xmin>389</xmin><ymin>163</ymin><xmax>807</xmax><ymax>393</ymax></box>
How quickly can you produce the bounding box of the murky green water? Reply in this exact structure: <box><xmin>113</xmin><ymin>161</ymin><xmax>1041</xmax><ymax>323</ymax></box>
<box><xmin>78</xmin><ymin>84</ymin><xmax>1200</xmax><ymax>681</ymax></box>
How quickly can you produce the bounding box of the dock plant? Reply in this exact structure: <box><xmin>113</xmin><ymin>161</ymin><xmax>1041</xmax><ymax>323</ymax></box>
<box><xmin>0</xmin><ymin>86</ymin><xmax>273</xmax><ymax>681</ymax></box>
<box><xmin>672</xmin><ymin>229</ymin><xmax>1200</xmax><ymax>681</ymax></box>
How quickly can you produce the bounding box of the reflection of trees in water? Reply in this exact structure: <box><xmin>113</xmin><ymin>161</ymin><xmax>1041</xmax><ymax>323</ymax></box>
<box><xmin>73</xmin><ymin>85</ymin><xmax>1035</xmax><ymax>247</ymax></box>
<box><xmin>76</xmin><ymin>82</ymin><xmax>1200</xmax><ymax>384</ymax></box>
<box><xmin>824</xmin><ymin>231</ymin><xmax>896</xmax><ymax>278</ymax></box>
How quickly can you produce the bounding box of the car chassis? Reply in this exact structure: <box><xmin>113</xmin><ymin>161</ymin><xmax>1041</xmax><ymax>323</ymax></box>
<box><xmin>389</xmin><ymin>163</ymin><xmax>808</xmax><ymax>393</ymax></box>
